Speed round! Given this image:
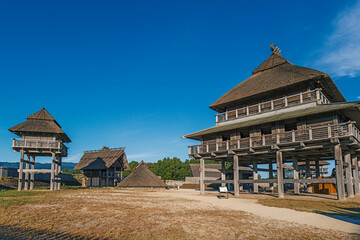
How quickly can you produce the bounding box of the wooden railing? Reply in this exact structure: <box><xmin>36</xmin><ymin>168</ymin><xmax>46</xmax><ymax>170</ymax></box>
<box><xmin>189</xmin><ymin>122</ymin><xmax>359</xmax><ymax>155</ymax></box>
<box><xmin>12</xmin><ymin>138</ymin><xmax>68</xmax><ymax>155</ymax></box>
<box><xmin>215</xmin><ymin>90</ymin><xmax>331</xmax><ymax>123</ymax></box>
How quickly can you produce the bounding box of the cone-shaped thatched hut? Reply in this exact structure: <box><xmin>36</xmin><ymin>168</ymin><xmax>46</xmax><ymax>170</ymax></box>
<box><xmin>118</xmin><ymin>161</ymin><xmax>167</xmax><ymax>188</ymax></box>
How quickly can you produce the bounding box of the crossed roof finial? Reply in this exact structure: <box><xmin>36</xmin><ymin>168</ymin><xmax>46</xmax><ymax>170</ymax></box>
<box><xmin>270</xmin><ymin>43</ymin><xmax>281</xmax><ymax>55</ymax></box>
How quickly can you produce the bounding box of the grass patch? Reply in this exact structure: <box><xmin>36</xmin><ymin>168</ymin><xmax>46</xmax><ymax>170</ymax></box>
<box><xmin>258</xmin><ymin>199</ymin><xmax>360</xmax><ymax>220</ymax></box>
<box><xmin>0</xmin><ymin>190</ymin><xmax>48</xmax><ymax>208</ymax></box>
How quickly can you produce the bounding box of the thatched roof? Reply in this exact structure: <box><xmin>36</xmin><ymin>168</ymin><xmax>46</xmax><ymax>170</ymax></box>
<box><xmin>9</xmin><ymin>108</ymin><xmax>71</xmax><ymax>142</ymax></box>
<box><xmin>190</xmin><ymin>164</ymin><xmax>221</xmax><ymax>178</ymax></box>
<box><xmin>74</xmin><ymin>147</ymin><xmax>130</xmax><ymax>171</ymax></box>
<box><xmin>118</xmin><ymin>161</ymin><xmax>167</xmax><ymax>188</ymax></box>
<box><xmin>209</xmin><ymin>52</ymin><xmax>345</xmax><ymax>112</ymax></box>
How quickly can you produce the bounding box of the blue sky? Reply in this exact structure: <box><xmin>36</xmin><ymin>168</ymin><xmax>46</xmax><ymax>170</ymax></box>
<box><xmin>1</xmin><ymin>0</ymin><xmax>360</xmax><ymax>165</ymax></box>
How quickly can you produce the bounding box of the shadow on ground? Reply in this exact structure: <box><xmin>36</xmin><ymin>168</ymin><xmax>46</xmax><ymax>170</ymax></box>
<box><xmin>0</xmin><ymin>225</ymin><xmax>92</xmax><ymax>240</ymax></box>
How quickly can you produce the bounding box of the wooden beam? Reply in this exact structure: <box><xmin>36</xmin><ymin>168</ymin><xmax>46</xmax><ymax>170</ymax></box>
<box><xmin>283</xmin><ymin>178</ymin><xmax>336</xmax><ymax>184</ymax></box>
<box><xmin>30</xmin><ymin>156</ymin><xmax>35</xmax><ymax>190</ymax></box>
<box><xmin>253</xmin><ymin>160</ymin><xmax>258</xmax><ymax>193</ymax></box>
<box><xmin>234</xmin><ymin>155</ymin><xmax>239</xmax><ymax>196</ymax></box>
<box><xmin>50</xmin><ymin>152</ymin><xmax>55</xmax><ymax>191</ymax></box>
<box><xmin>200</xmin><ymin>158</ymin><xmax>205</xmax><ymax>194</ymax></box>
<box><xmin>18</xmin><ymin>150</ymin><xmax>24</xmax><ymax>191</ymax></box>
<box><xmin>344</xmin><ymin>151</ymin><xmax>354</xmax><ymax>197</ymax></box>
<box><xmin>293</xmin><ymin>158</ymin><xmax>300</xmax><ymax>194</ymax></box>
<box><xmin>18</xmin><ymin>169</ymin><xmax>52</xmax><ymax>174</ymax></box>
<box><xmin>334</xmin><ymin>144</ymin><xmax>345</xmax><ymax>200</ymax></box>
<box><xmin>352</xmin><ymin>155</ymin><xmax>360</xmax><ymax>195</ymax></box>
<box><xmin>221</xmin><ymin>160</ymin><xmax>225</xmax><ymax>187</ymax></box>
<box><xmin>276</xmin><ymin>151</ymin><xmax>284</xmax><ymax>198</ymax></box>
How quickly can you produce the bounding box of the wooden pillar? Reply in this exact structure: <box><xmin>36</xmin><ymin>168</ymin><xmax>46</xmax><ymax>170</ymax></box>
<box><xmin>113</xmin><ymin>166</ymin><xmax>116</xmax><ymax>186</ymax></box>
<box><xmin>24</xmin><ymin>154</ymin><xmax>30</xmax><ymax>190</ymax></box>
<box><xmin>276</xmin><ymin>151</ymin><xmax>284</xmax><ymax>198</ymax></box>
<box><xmin>106</xmin><ymin>169</ymin><xmax>109</xmax><ymax>187</ymax></box>
<box><xmin>253</xmin><ymin>160</ymin><xmax>258</xmax><ymax>193</ymax></box>
<box><xmin>18</xmin><ymin>150</ymin><xmax>24</xmax><ymax>191</ymax></box>
<box><xmin>233</xmin><ymin>155</ymin><xmax>239</xmax><ymax>196</ymax></box>
<box><xmin>293</xmin><ymin>158</ymin><xmax>300</xmax><ymax>194</ymax></box>
<box><xmin>334</xmin><ymin>144</ymin><xmax>345</xmax><ymax>200</ymax></box>
<box><xmin>305</xmin><ymin>160</ymin><xmax>312</xmax><ymax>193</ymax></box>
<box><xmin>54</xmin><ymin>156</ymin><xmax>58</xmax><ymax>190</ymax></box>
<box><xmin>57</xmin><ymin>157</ymin><xmax>62</xmax><ymax>190</ymax></box>
<box><xmin>269</xmin><ymin>160</ymin><xmax>273</xmax><ymax>187</ymax></box>
<box><xmin>50</xmin><ymin>152</ymin><xmax>55</xmax><ymax>191</ymax></box>
<box><xmin>344</xmin><ymin>151</ymin><xmax>354</xmax><ymax>197</ymax></box>
<box><xmin>352</xmin><ymin>155</ymin><xmax>359</xmax><ymax>195</ymax></box>
<box><xmin>200</xmin><ymin>158</ymin><xmax>205</xmax><ymax>194</ymax></box>
<box><xmin>99</xmin><ymin>170</ymin><xmax>102</xmax><ymax>187</ymax></box>
<box><xmin>30</xmin><ymin>156</ymin><xmax>35</xmax><ymax>190</ymax></box>
<box><xmin>221</xmin><ymin>160</ymin><xmax>226</xmax><ymax>187</ymax></box>
<box><xmin>315</xmin><ymin>160</ymin><xmax>320</xmax><ymax>178</ymax></box>
<box><xmin>120</xmin><ymin>167</ymin><xmax>123</xmax><ymax>180</ymax></box>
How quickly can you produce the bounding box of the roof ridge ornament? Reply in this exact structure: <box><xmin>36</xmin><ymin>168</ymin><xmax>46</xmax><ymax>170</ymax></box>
<box><xmin>270</xmin><ymin>43</ymin><xmax>281</xmax><ymax>55</ymax></box>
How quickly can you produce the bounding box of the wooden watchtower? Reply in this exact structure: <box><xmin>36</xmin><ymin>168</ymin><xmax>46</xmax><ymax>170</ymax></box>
<box><xmin>9</xmin><ymin>108</ymin><xmax>71</xmax><ymax>191</ymax></box>
<box><xmin>182</xmin><ymin>45</ymin><xmax>360</xmax><ymax>200</ymax></box>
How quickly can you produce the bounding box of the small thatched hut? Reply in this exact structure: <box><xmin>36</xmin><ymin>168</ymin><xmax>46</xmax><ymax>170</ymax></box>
<box><xmin>74</xmin><ymin>147</ymin><xmax>130</xmax><ymax>187</ymax></box>
<box><xmin>118</xmin><ymin>161</ymin><xmax>167</xmax><ymax>188</ymax></box>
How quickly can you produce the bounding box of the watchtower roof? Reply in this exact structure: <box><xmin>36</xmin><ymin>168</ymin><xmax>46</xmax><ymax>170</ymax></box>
<box><xmin>9</xmin><ymin>108</ymin><xmax>71</xmax><ymax>142</ymax></box>
<box><xmin>209</xmin><ymin>46</ymin><xmax>346</xmax><ymax>112</ymax></box>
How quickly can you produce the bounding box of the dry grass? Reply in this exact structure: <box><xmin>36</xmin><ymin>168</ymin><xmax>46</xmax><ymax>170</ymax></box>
<box><xmin>258</xmin><ymin>199</ymin><xmax>360</xmax><ymax>220</ymax></box>
<box><xmin>0</xmin><ymin>188</ymin><xmax>359</xmax><ymax>239</ymax></box>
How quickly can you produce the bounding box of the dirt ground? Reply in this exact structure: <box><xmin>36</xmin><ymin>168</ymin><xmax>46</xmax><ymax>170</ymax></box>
<box><xmin>0</xmin><ymin>188</ymin><xmax>359</xmax><ymax>240</ymax></box>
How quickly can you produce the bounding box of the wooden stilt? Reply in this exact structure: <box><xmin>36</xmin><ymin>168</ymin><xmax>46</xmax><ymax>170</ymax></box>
<box><xmin>200</xmin><ymin>158</ymin><xmax>205</xmax><ymax>194</ymax></box>
<box><xmin>54</xmin><ymin>156</ymin><xmax>58</xmax><ymax>191</ymax></box>
<box><xmin>276</xmin><ymin>151</ymin><xmax>284</xmax><ymax>198</ymax></box>
<box><xmin>18</xmin><ymin>150</ymin><xmax>24</xmax><ymax>191</ymax></box>
<box><xmin>315</xmin><ymin>160</ymin><xmax>320</xmax><ymax>178</ymax></box>
<box><xmin>99</xmin><ymin>170</ymin><xmax>102</xmax><ymax>187</ymax></box>
<box><xmin>305</xmin><ymin>160</ymin><xmax>312</xmax><ymax>193</ymax></box>
<box><xmin>50</xmin><ymin>152</ymin><xmax>55</xmax><ymax>191</ymax></box>
<box><xmin>221</xmin><ymin>160</ymin><xmax>226</xmax><ymax>187</ymax></box>
<box><xmin>234</xmin><ymin>155</ymin><xmax>239</xmax><ymax>196</ymax></box>
<box><xmin>293</xmin><ymin>158</ymin><xmax>300</xmax><ymax>194</ymax></box>
<box><xmin>24</xmin><ymin>154</ymin><xmax>30</xmax><ymax>190</ymax></box>
<box><xmin>334</xmin><ymin>144</ymin><xmax>345</xmax><ymax>200</ymax></box>
<box><xmin>352</xmin><ymin>155</ymin><xmax>360</xmax><ymax>195</ymax></box>
<box><xmin>30</xmin><ymin>156</ymin><xmax>35</xmax><ymax>190</ymax></box>
<box><xmin>344</xmin><ymin>151</ymin><xmax>354</xmax><ymax>197</ymax></box>
<box><xmin>269</xmin><ymin>160</ymin><xmax>273</xmax><ymax>187</ymax></box>
<box><xmin>106</xmin><ymin>169</ymin><xmax>109</xmax><ymax>187</ymax></box>
<box><xmin>253</xmin><ymin>160</ymin><xmax>258</xmax><ymax>193</ymax></box>
<box><xmin>120</xmin><ymin>167</ymin><xmax>123</xmax><ymax>180</ymax></box>
<box><xmin>57</xmin><ymin>157</ymin><xmax>62</xmax><ymax>190</ymax></box>
<box><xmin>113</xmin><ymin>166</ymin><xmax>116</xmax><ymax>186</ymax></box>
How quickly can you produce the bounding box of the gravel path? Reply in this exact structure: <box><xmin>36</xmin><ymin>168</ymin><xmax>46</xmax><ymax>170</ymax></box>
<box><xmin>153</xmin><ymin>189</ymin><xmax>360</xmax><ymax>234</ymax></box>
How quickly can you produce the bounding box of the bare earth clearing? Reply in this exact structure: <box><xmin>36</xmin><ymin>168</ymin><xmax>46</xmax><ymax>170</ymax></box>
<box><xmin>0</xmin><ymin>188</ymin><xmax>359</xmax><ymax>240</ymax></box>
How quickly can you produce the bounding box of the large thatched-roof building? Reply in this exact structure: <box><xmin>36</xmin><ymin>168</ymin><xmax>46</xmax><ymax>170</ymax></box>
<box><xmin>74</xmin><ymin>147</ymin><xmax>130</xmax><ymax>187</ymax></box>
<box><xmin>9</xmin><ymin>107</ymin><xmax>71</xmax><ymax>191</ymax></box>
<box><xmin>118</xmin><ymin>161</ymin><xmax>167</xmax><ymax>188</ymax></box>
<box><xmin>182</xmin><ymin>45</ymin><xmax>360</xmax><ymax>200</ymax></box>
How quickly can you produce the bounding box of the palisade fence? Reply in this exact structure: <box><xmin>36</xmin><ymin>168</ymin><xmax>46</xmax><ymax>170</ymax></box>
<box><xmin>189</xmin><ymin>122</ymin><xmax>360</xmax><ymax>155</ymax></box>
<box><xmin>215</xmin><ymin>89</ymin><xmax>330</xmax><ymax>123</ymax></box>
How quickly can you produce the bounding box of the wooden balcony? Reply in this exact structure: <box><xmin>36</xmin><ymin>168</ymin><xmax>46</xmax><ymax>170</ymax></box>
<box><xmin>189</xmin><ymin>122</ymin><xmax>360</xmax><ymax>156</ymax></box>
<box><xmin>215</xmin><ymin>89</ymin><xmax>331</xmax><ymax>124</ymax></box>
<box><xmin>12</xmin><ymin>138</ymin><xmax>68</xmax><ymax>156</ymax></box>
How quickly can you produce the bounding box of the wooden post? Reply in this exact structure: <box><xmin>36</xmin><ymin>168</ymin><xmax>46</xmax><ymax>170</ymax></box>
<box><xmin>106</xmin><ymin>169</ymin><xmax>109</xmax><ymax>187</ymax></box>
<box><xmin>276</xmin><ymin>151</ymin><xmax>284</xmax><ymax>198</ymax></box>
<box><xmin>233</xmin><ymin>155</ymin><xmax>239</xmax><ymax>196</ymax></box>
<box><xmin>120</xmin><ymin>167</ymin><xmax>124</xmax><ymax>180</ymax></box>
<box><xmin>99</xmin><ymin>170</ymin><xmax>102</xmax><ymax>187</ymax></box>
<box><xmin>114</xmin><ymin>166</ymin><xmax>116</xmax><ymax>186</ymax></box>
<box><xmin>352</xmin><ymin>155</ymin><xmax>359</xmax><ymax>195</ymax></box>
<box><xmin>269</xmin><ymin>160</ymin><xmax>273</xmax><ymax>187</ymax></box>
<box><xmin>334</xmin><ymin>144</ymin><xmax>345</xmax><ymax>200</ymax></box>
<box><xmin>293</xmin><ymin>158</ymin><xmax>300</xmax><ymax>194</ymax></box>
<box><xmin>30</xmin><ymin>156</ymin><xmax>35</xmax><ymax>190</ymax></box>
<box><xmin>315</xmin><ymin>160</ymin><xmax>320</xmax><ymax>178</ymax></box>
<box><xmin>253</xmin><ymin>160</ymin><xmax>258</xmax><ymax>193</ymax></box>
<box><xmin>24</xmin><ymin>154</ymin><xmax>30</xmax><ymax>190</ymax></box>
<box><xmin>200</xmin><ymin>158</ymin><xmax>205</xmax><ymax>194</ymax></box>
<box><xmin>18</xmin><ymin>150</ymin><xmax>24</xmax><ymax>191</ymax></box>
<box><xmin>57</xmin><ymin>157</ymin><xmax>62</xmax><ymax>190</ymax></box>
<box><xmin>221</xmin><ymin>160</ymin><xmax>226</xmax><ymax>187</ymax></box>
<box><xmin>344</xmin><ymin>151</ymin><xmax>354</xmax><ymax>197</ymax></box>
<box><xmin>50</xmin><ymin>152</ymin><xmax>55</xmax><ymax>191</ymax></box>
